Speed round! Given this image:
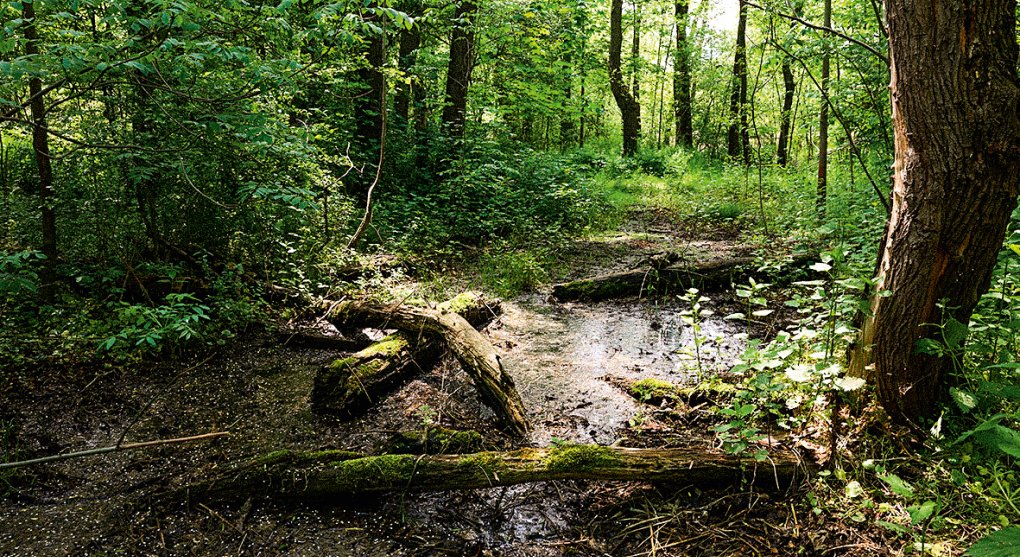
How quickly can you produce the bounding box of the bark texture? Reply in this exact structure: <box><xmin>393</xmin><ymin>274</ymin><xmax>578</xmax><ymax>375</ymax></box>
<box><xmin>852</xmin><ymin>0</ymin><xmax>1020</xmax><ymax>425</ymax></box>
<box><xmin>188</xmin><ymin>445</ymin><xmax>811</xmax><ymax>500</ymax></box>
<box><xmin>609</xmin><ymin>0</ymin><xmax>641</xmax><ymax>156</ymax></box>
<box><xmin>441</xmin><ymin>0</ymin><xmax>477</xmax><ymax>138</ymax></box>
<box><xmin>311</xmin><ymin>333</ymin><xmax>441</xmax><ymax>417</ymax></box>
<box><xmin>726</xmin><ymin>0</ymin><xmax>750</xmax><ymax>164</ymax></box>
<box><xmin>673</xmin><ymin>0</ymin><xmax>693</xmax><ymax>147</ymax></box>
<box><xmin>321</xmin><ymin>295</ymin><xmax>528</xmax><ymax>435</ymax></box>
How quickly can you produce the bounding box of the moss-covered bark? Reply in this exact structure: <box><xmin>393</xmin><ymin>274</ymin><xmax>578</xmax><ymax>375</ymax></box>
<box><xmin>310</xmin><ymin>333</ymin><xmax>440</xmax><ymax>417</ymax></box>
<box><xmin>189</xmin><ymin>445</ymin><xmax>811</xmax><ymax>501</ymax></box>
<box><xmin>320</xmin><ymin>292</ymin><xmax>529</xmax><ymax>436</ymax></box>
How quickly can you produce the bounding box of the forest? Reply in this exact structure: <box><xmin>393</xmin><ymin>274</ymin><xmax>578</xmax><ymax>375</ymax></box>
<box><xmin>1</xmin><ymin>0</ymin><xmax>1019</xmax><ymax>555</ymax></box>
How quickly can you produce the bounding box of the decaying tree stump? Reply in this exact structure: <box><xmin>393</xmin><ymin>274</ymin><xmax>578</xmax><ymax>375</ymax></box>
<box><xmin>317</xmin><ymin>292</ymin><xmax>529</xmax><ymax>436</ymax></box>
<box><xmin>187</xmin><ymin>444</ymin><xmax>811</xmax><ymax>501</ymax></box>
<box><xmin>552</xmin><ymin>253</ymin><xmax>815</xmax><ymax>302</ymax></box>
<box><xmin>311</xmin><ymin>333</ymin><xmax>441</xmax><ymax>417</ymax></box>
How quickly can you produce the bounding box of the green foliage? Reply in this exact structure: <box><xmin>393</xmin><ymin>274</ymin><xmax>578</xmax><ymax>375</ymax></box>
<box><xmin>966</xmin><ymin>527</ymin><xmax>1020</xmax><ymax>556</ymax></box>
<box><xmin>100</xmin><ymin>293</ymin><xmax>210</xmax><ymax>354</ymax></box>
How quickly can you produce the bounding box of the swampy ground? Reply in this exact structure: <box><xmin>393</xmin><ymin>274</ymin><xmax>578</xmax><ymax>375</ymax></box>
<box><xmin>0</xmin><ymin>206</ymin><xmax>900</xmax><ymax>556</ymax></box>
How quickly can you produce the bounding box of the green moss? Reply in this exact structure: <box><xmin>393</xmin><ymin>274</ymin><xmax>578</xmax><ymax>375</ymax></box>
<box><xmin>386</xmin><ymin>427</ymin><xmax>484</xmax><ymax>454</ymax></box>
<box><xmin>357</xmin><ymin>334</ymin><xmax>407</xmax><ymax>358</ymax></box>
<box><xmin>437</xmin><ymin>292</ymin><xmax>481</xmax><ymax>315</ymax></box>
<box><xmin>330</xmin><ymin>454</ymin><xmax>418</xmax><ymax>490</ymax></box>
<box><xmin>630</xmin><ymin>378</ymin><xmax>679</xmax><ymax>402</ymax></box>
<box><xmin>458</xmin><ymin>452</ymin><xmax>507</xmax><ymax>475</ymax></box>
<box><xmin>543</xmin><ymin>444</ymin><xmax>621</xmax><ymax>472</ymax></box>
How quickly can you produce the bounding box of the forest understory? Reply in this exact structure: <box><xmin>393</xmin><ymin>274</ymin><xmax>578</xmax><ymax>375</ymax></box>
<box><xmin>1</xmin><ymin>202</ymin><xmax>916</xmax><ymax>556</ymax></box>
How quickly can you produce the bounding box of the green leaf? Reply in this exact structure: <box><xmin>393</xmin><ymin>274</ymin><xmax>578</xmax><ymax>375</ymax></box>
<box><xmin>951</xmin><ymin>387</ymin><xmax>978</xmax><ymax>413</ymax></box>
<box><xmin>880</xmin><ymin>474</ymin><xmax>915</xmax><ymax>499</ymax></box>
<box><xmin>973</xmin><ymin>425</ymin><xmax>1020</xmax><ymax>458</ymax></box>
<box><xmin>834</xmin><ymin>377</ymin><xmax>867</xmax><ymax>391</ymax></box>
<box><xmin>907</xmin><ymin>501</ymin><xmax>936</xmax><ymax>525</ymax></box>
<box><xmin>809</xmin><ymin>262</ymin><xmax>832</xmax><ymax>272</ymax></box>
<box><xmin>965</xmin><ymin>526</ymin><xmax>1020</xmax><ymax>557</ymax></box>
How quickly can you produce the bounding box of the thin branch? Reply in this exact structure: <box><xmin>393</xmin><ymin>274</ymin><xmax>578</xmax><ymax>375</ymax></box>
<box><xmin>771</xmin><ymin>40</ymin><xmax>891</xmax><ymax>214</ymax></box>
<box><xmin>0</xmin><ymin>431</ymin><xmax>230</xmax><ymax>470</ymax></box>
<box><xmin>744</xmin><ymin>0</ymin><xmax>888</xmax><ymax>65</ymax></box>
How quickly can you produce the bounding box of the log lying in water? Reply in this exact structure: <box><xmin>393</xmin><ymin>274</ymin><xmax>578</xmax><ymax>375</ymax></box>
<box><xmin>552</xmin><ymin>253</ymin><xmax>817</xmax><ymax>302</ymax></box>
<box><xmin>189</xmin><ymin>445</ymin><xmax>811</xmax><ymax>501</ymax></box>
<box><xmin>310</xmin><ymin>333</ymin><xmax>441</xmax><ymax>417</ymax></box>
<box><xmin>319</xmin><ymin>292</ymin><xmax>529</xmax><ymax>436</ymax></box>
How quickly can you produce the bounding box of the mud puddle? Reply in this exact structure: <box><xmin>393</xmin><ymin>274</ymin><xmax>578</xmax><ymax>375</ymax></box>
<box><xmin>492</xmin><ymin>295</ymin><xmax>745</xmax><ymax>445</ymax></box>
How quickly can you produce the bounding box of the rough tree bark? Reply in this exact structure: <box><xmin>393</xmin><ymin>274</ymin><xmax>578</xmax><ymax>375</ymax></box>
<box><xmin>441</xmin><ymin>0</ymin><xmax>478</xmax><ymax>138</ymax></box>
<box><xmin>321</xmin><ymin>295</ymin><xmax>529</xmax><ymax>435</ymax></box>
<box><xmin>673</xmin><ymin>0</ymin><xmax>693</xmax><ymax>148</ymax></box>
<box><xmin>609</xmin><ymin>0</ymin><xmax>641</xmax><ymax>156</ymax></box>
<box><xmin>23</xmin><ymin>2</ymin><xmax>58</xmax><ymax>302</ymax></box>
<box><xmin>850</xmin><ymin>0</ymin><xmax>1020</xmax><ymax>426</ymax></box>
<box><xmin>726</xmin><ymin>0</ymin><xmax>750</xmax><ymax>164</ymax></box>
<box><xmin>187</xmin><ymin>445</ymin><xmax>811</xmax><ymax>500</ymax></box>
<box><xmin>311</xmin><ymin>294</ymin><xmax>500</xmax><ymax>417</ymax></box>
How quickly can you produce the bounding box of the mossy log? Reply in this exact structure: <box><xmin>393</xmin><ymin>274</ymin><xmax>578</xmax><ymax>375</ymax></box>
<box><xmin>318</xmin><ymin>292</ymin><xmax>529</xmax><ymax>436</ymax></box>
<box><xmin>552</xmin><ymin>253</ymin><xmax>816</xmax><ymax>302</ymax></box>
<box><xmin>188</xmin><ymin>445</ymin><xmax>811</xmax><ymax>501</ymax></box>
<box><xmin>382</xmin><ymin>426</ymin><xmax>485</xmax><ymax>454</ymax></box>
<box><xmin>310</xmin><ymin>333</ymin><xmax>441</xmax><ymax>417</ymax></box>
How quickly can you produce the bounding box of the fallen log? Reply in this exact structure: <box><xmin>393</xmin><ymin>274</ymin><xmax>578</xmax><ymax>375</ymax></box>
<box><xmin>310</xmin><ymin>333</ymin><xmax>441</xmax><ymax>417</ymax></box>
<box><xmin>188</xmin><ymin>444</ymin><xmax>811</xmax><ymax>501</ymax></box>
<box><xmin>552</xmin><ymin>253</ymin><xmax>816</xmax><ymax>302</ymax></box>
<box><xmin>381</xmin><ymin>426</ymin><xmax>485</xmax><ymax>454</ymax></box>
<box><xmin>319</xmin><ymin>293</ymin><xmax>529</xmax><ymax>436</ymax></box>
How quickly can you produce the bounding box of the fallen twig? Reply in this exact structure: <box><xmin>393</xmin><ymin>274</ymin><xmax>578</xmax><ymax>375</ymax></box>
<box><xmin>0</xmin><ymin>431</ymin><xmax>230</xmax><ymax>470</ymax></box>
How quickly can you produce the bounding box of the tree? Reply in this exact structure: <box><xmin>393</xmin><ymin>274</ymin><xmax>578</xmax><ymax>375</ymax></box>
<box><xmin>673</xmin><ymin>0</ymin><xmax>693</xmax><ymax>148</ymax></box>
<box><xmin>726</xmin><ymin>0</ymin><xmax>750</xmax><ymax>164</ymax></box>
<box><xmin>815</xmin><ymin>0</ymin><xmax>831</xmax><ymax>218</ymax></box>
<box><xmin>609</xmin><ymin>0</ymin><xmax>640</xmax><ymax>155</ymax></box>
<box><xmin>442</xmin><ymin>0</ymin><xmax>478</xmax><ymax>138</ymax></box>
<box><xmin>21</xmin><ymin>1</ymin><xmax>57</xmax><ymax>302</ymax></box>
<box><xmin>851</xmin><ymin>0</ymin><xmax>1020</xmax><ymax>426</ymax></box>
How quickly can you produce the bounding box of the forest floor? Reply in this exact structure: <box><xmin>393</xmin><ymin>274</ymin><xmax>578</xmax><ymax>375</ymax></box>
<box><xmin>0</xmin><ymin>203</ymin><xmax>904</xmax><ymax>556</ymax></box>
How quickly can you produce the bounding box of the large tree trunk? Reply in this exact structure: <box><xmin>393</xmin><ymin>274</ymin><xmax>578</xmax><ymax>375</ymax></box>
<box><xmin>851</xmin><ymin>0</ymin><xmax>1020</xmax><ymax>426</ymax></box>
<box><xmin>673</xmin><ymin>0</ymin><xmax>693</xmax><ymax>148</ymax></box>
<box><xmin>188</xmin><ymin>445</ymin><xmax>811</xmax><ymax>500</ymax></box>
<box><xmin>726</xmin><ymin>0</ymin><xmax>750</xmax><ymax>164</ymax></box>
<box><xmin>776</xmin><ymin>61</ymin><xmax>795</xmax><ymax>166</ymax></box>
<box><xmin>441</xmin><ymin>0</ymin><xmax>477</xmax><ymax>139</ymax></box>
<box><xmin>322</xmin><ymin>295</ymin><xmax>529</xmax><ymax>435</ymax></box>
<box><xmin>23</xmin><ymin>2</ymin><xmax>58</xmax><ymax>302</ymax></box>
<box><xmin>609</xmin><ymin>0</ymin><xmax>641</xmax><ymax>156</ymax></box>
<box><xmin>816</xmin><ymin>0</ymin><xmax>831</xmax><ymax>219</ymax></box>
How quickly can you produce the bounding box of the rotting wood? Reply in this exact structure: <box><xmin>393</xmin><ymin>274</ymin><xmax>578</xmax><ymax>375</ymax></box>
<box><xmin>552</xmin><ymin>253</ymin><xmax>816</xmax><ymax>302</ymax></box>
<box><xmin>187</xmin><ymin>444</ymin><xmax>811</xmax><ymax>501</ymax></box>
<box><xmin>317</xmin><ymin>292</ymin><xmax>529</xmax><ymax>436</ymax></box>
<box><xmin>311</xmin><ymin>333</ymin><xmax>441</xmax><ymax>417</ymax></box>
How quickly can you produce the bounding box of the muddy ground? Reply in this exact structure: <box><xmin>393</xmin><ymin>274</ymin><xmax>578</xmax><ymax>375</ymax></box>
<box><xmin>0</xmin><ymin>209</ymin><xmax>898</xmax><ymax>556</ymax></box>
